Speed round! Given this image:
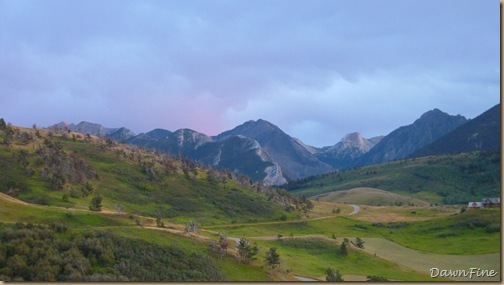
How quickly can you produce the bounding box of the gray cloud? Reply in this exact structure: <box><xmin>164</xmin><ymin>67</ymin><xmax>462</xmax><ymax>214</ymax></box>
<box><xmin>0</xmin><ymin>0</ymin><xmax>499</xmax><ymax>147</ymax></box>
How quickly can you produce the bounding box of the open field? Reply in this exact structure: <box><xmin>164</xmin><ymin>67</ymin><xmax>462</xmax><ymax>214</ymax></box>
<box><xmin>352</xmin><ymin>204</ymin><xmax>459</xmax><ymax>223</ymax></box>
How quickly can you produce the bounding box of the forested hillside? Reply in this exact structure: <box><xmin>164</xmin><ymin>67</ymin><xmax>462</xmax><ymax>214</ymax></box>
<box><xmin>285</xmin><ymin>151</ymin><xmax>500</xmax><ymax>205</ymax></box>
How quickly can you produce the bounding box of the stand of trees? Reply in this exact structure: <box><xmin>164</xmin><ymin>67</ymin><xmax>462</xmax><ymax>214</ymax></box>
<box><xmin>0</xmin><ymin>223</ymin><xmax>224</xmax><ymax>281</ymax></box>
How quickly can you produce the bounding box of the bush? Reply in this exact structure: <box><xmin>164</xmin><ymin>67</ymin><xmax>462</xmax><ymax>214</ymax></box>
<box><xmin>89</xmin><ymin>196</ymin><xmax>102</xmax><ymax>211</ymax></box>
<box><xmin>485</xmin><ymin>224</ymin><xmax>500</xmax><ymax>233</ymax></box>
<box><xmin>326</xmin><ymin>268</ymin><xmax>344</xmax><ymax>281</ymax></box>
<box><xmin>352</xmin><ymin>224</ymin><xmax>368</xmax><ymax>230</ymax></box>
<box><xmin>26</xmin><ymin>195</ymin><xmax>50</xmax><ymax>206</ymax></box>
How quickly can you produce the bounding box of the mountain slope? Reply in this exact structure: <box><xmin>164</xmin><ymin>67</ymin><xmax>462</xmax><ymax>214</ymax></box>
<box><xmin>215</xmin><ymin>119</ymin><xmax>334</xmax><ymax>180</ymax></box>
<box><xmin>411</xmin><ymin>104</ymin><xmax>500</xmax><ymax>157</ymax></box>
<box><xmin>355</xmin><ymin>109</ymin><xmax>468</xmax><ymax>166</ymax></box>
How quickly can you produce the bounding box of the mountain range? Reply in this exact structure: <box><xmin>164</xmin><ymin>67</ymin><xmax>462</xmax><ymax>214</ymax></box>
<box><xmin>49</xmin><ymin>104</ymin><xmax>500</xmax><ymax>185</ymax></box>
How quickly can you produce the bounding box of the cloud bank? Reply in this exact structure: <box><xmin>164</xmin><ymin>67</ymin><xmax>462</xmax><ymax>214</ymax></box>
<box><xmin>0</xmin><ymin>0</ymin><xmax>499</xmax><ymax>146</ymax></box>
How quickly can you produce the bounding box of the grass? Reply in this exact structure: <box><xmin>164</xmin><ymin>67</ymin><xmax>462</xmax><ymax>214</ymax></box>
<box><xmin>361</xmin><ymin>238</ymin><xmax>500</xmax><ymax>281</ymax></box>
<box><xmin>378</xmin><ymin>208</ymin><xmax>501</xmax><ymax>255</ymax></box>
<box><xmin>316</xmin><ymin>187</ymin><xmax>429</xmax><ymax>206</ymax></box>
<box><xmin>0</xmin><ymin>192</ymin><xmax>132</xmax><ymax>227</ymax></box>
<box><xmin>92</xmin><ymin>226</ymin><xmax>272</xmax><ymax>281</ymax></box>
<box><xmin>208</xmin><ymin>206</ymin><xmax>500</xmax><ymax>255</ymax></box>
<box><xmin>353</xmin><ymin>205</ymin><xmax>459</xmax><ymax>222</ymax></box>
<box><xmin>254</xmin><ymin>237</ymin><xmax>440</xmax><ymax>281</ymax></box>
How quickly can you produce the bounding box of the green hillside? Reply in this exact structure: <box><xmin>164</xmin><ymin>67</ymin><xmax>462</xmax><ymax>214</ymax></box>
<box><xmin>285</xmin><ymin>151</ymin><xmax>500</xmax><ymax>204</ymax></box>
<box><xmin>0</xmin><ymin>123</ymin><xmax>310</xmax><ymax>226</ymax></box>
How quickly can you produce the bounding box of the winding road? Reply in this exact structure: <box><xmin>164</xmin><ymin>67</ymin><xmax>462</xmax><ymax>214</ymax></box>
<box><xmin>348</xmin><ymin>204</ymin><xmax>360</xmax><ymax>215</ymax></box>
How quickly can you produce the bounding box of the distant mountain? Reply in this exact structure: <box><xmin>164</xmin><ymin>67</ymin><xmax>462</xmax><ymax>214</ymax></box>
<box><xmin>214</xmin><ymin>119</ymin><xmax>334</xmax><ymax>180</ymax></box>
<box><xmin>316</xmin><ymin>132</ymin><xmax>384</xmax><ymax>169</ymax></box>
<box><xmin>411</xmin><ymin>104</ymin><xmax>500</xmax><ymax>157</ymax></box>
<box><xmin>126</xmin><ymin>126</ymin><xmax>285</xmax><ymax>185</ymax></box>
<box><xmin>355</xmin><ymin>109</ymin><xmax>468</xmax><ymax>166</ymax></box>
<box><xmin>49</xmin><ymin>121</ymin><xmax>135</xmax><ymax>141</ymax></box>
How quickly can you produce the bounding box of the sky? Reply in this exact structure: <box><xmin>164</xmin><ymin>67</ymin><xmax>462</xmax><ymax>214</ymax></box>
<box><xmin>0</xmin><ymin>0</ymin><xmax>500</xmax><ymax>147</ymax></box>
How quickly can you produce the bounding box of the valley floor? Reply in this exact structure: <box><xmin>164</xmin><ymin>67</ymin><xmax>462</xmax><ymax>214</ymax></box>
<box><xmin>0</xmin><ymin>192</ymin><xmax>500</xmax><ymax>282</ymax></box>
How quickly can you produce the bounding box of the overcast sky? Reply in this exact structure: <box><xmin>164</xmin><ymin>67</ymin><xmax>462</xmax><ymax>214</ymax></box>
<box><xmin>0</xmin><ymin>0</ymin><xmax>499</xmax><ymax>147</ymax></box>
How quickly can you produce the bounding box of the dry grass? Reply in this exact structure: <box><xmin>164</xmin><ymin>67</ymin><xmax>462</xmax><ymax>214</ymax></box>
<box><xmin>308</xmin><ymin>200</ymin><xmax>354</xmax><ymax>217</ymax></box>
<box><xmin>316</xmin><ymin>187</ymin><xmax>429</xmax><ymax>206</ymax></box>
<box><xmin>351</xmin><ymin>205</ymin><xmax>458</xmax><ymax>223</ymax></box>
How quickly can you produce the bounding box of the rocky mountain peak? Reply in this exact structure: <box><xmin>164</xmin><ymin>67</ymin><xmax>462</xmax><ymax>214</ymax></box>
<box><xmin>331</xmin><ymin>132</ymin><xmax>376</xmax><ymax>153</ymax></box>
<box><xmin>417</xmin><ymin>108</ymin><xmax>465</xmax><ymax>124</ymax></box>
<box><xmin>342</xmin><ymin>132</ymin><xmax>366</xmax><ymax>146</ymax></box>
<box><xmin>174</xmin><ymin>128</ymin><xmax>213</xmax><ymax>148</ymax></box>
<box><xmin>420</xmin><ymin>108</ymin><xmax>443</xmax><ymax>117</ymax></box>
<box><xmin>315</xmin><ymin>131</ymin><xmax>381</xmax><ymax>169</ymax></box>
<box><xmin>215</xmin><ymin>119</ymin><xmax>282</xmax><ymax>141</ymax></box>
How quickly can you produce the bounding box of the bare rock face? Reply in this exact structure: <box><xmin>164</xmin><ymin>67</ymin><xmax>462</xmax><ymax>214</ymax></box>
<box><xmin>264</xmin><ymin>163</ymin><xmax>288</xmax><ymax>186</ymax></box>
